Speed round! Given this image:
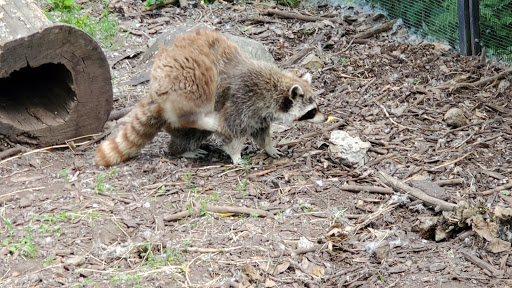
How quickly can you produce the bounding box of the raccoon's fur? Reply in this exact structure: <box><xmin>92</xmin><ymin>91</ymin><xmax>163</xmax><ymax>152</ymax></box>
<box><xmin>94</xmin><ymin>29</ymin><xmax>326</xmax><ymax>167</ymax></box>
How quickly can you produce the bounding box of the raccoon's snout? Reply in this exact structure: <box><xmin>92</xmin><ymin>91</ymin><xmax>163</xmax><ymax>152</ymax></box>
<box><xmin>298</xmin><ymin>108</ymin><xmax>327</xmax><ymax>123</ymax></box>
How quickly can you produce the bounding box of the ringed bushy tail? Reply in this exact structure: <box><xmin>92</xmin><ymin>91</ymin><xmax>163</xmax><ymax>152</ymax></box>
<box><xmin>94</xmin><ymin>97</ymin><xmax>164</xmax><ymax>167</ymax></box>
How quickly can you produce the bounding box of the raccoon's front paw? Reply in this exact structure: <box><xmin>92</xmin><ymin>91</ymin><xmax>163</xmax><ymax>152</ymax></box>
<box><xmin>181</xmin><ymin>149</ymin><xmax>208</xmax><ymax>159</ymax></box>
<box><xmin>231</xmin><ymin>157</ymin><xmax>243</xmax><ymax>165</ymax></box>
<box><xmin>265</xmin><ymin>147</ymin><xmax>284</xmax><ymax>159</ymax></box>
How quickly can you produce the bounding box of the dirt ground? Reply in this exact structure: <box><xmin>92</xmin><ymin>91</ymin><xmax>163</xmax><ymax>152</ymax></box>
<box><xmin>1</xmin><ymin>0</ymin><xmax>512</xmax><ymax>287</ymax></box>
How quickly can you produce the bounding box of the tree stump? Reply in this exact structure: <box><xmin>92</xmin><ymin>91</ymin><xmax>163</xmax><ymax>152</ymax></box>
<box><xmin>0</xmin><ymin>0</ymin><xmax>113</xmax><ymax>146</ymax></box>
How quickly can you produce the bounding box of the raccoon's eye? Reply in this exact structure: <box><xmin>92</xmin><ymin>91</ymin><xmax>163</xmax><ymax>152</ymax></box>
<box><xmin>290</xmin><ymin>84</ymin><xmax>304</xmax><ymax>100</ymax></box>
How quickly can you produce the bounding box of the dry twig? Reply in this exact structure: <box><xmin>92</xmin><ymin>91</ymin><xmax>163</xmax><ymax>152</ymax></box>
<box><xmin>460</xmin><ymin>251</ymin><xmax>504</xmax><ymax>276</ymax></box>
<box><xmin>353</xmin><ymin>19</ymin><xmax>397</xmax><ymax>39</ymax></box>
<box><xmin>163</xmin><ymin>203</ymin><xmax>274</xmax><ymax>221</ymax></box>
<box><xmin>265</xmin><ymin>8</ymin><xmax>343</xmax><ymax>23</ymax></box>
<box><xmin>0</xmin><ymin>145</ymin><xmax>29</xmax><ymax>160</ymax></box>
<box><xmin>479</xmin><ymin>182</ymin><xmax>512</xmax><ymax>196</ymax></box>
<box><xmin>433</xmin><ymin>152</ymin><xmax>473</xmax><ymax>170</ymax></box>
<box><xmin>341</xmin><ymin>185</ymin><xmax>394</xmax><ymax>194</ymax></box>
<box><xmin>378</xmin><ymin>170</ymin><xmax>457</xmax><ymax>212</ymax></box>
<box><xmin>278</xmin><ymin>121</ymin><xmax>345</xmax><ymax>147</ymax></box>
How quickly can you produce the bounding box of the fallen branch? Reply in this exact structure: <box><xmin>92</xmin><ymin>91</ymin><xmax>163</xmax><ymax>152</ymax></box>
<box><xmin>460</xmin><ymin>251</ymin><xmax>504</xmax><ymax>276</ymax></box>
<box><xmin>265</xmin><ymin>8</ymin><xmax>343</xmax><ymax>23</ymax></box>
<box><xmin>479</xmin><ymin>182</ymin><xmax>512</xmax><ymax>196</ymax></box>
<box><xmin>354</xmin><ymin>203</ymin><xmax>399</xmax><ymax>233</ymax></box>
<box><xmin>341</xmin><ymin>185</ymin><xmax>394</xmax><ymax>194</ymax></box>
<box><xmin>435</xmin><ymin>178</ymin><xmax>464</xmax><ymax>186</ymax></box>
<box><xmin>437</xmin><ymin>67</ymin><xmax>512</xmax><ymax>91</ymax></box>
<box><xmin>365</xmin><ymin>152</ymin><xmax>397</xmax><ymax>167</ymax></box>
<box><xmin>0</xmin><ymin>145</ymin><xmax>29</xmax><ymax>160</ymax></box>
<box><xmin>289</xmin><ymin>244</ymin><xmax>324</xmax><ymax>256</ymax></box>
<box><xmin>471</xmin><ymin>67</ymin><xmax>512</xmax><ymax>88</ymax></box>
<box><xmin>433</xmin><ymin>152</ymin><xmax>473</xmax><ymax>170</ymax></box>
<box><xmin>250</xmin><ymin>168</ymin><xmax>277</xmax><ymax>177</ymax></box>
<box><xmin>374</xmin><ymin>101</ymin><xmax>416</xmax><ymax>130</ymax></box>
<box><xmin>378</xmin><ymin>170</ymin><xmax>457</xmax><ymax>212</ymax></box>
<box><xmin>278</xmin><ymin>121</ymin><xmax>345</xmax><ymax>147</ymax></box>
<box><xmin>353</xmin><ymin>19</ymin><xmax>398</xmax><ymax>39</ymax></box>
<box><xmin>108</xmin><ymin>107</ymin><xmax>132</xmax><ymax>121</ymax></box>
<box><xmin>163</xmin><ymin>203</ymin><xmax>274</xmax><ymax>221</ymax></box>
<box><xmin>182</xmin><ymin>246</ymin><xmax>243</xmax><ymax>253</ymax></box>
<box><xmin>206</xmin><ymin>205</ymin><xmax>273</xmax><ymax>217</ymax></box>
<box><xmin>0</xmin><ymin>187</ymin><xmax>45</xmax><ymax>199</ymax></box>
<box><xmin>281</xmin><ymin>47</ymin><xmax>314</xmax><ymax>67</ymax></box>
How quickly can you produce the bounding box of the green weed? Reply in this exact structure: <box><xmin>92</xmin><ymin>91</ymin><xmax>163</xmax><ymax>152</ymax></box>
<box><xmin>145</xmin><ymin>0</ymin><xmax>164</xmax><ymax>6</ymax></box>
<box><xmin>182</xmin><ymin>172</ymin><xmax>193</xmax><ymax>186</ymax></box>
<box><xmin>237</xmin><ymin>179</ymin><xmax>248</xmax><ymax>198</ymax></box>
<box><xmin>139</xmin><ymin>242</ymin><xmax>184</xmax><ymax>269</ymax></box>
<box><xmin>95</xmin><ymin>168</ymin><xmax>119</xmax><ymax>194</ymax></box>
<box><xmin>44</xmin><ymin>257</ymin><xmax>56</xmax><ymax>267</ymax></box>
<box><xmin>298</xmin><ymin>203</ymin><xmax>312</xmax><ymax>212</ymax></box>
<box><xmin>276</xmin><ymin>0</ymin><xmax>301</xmax><ymax>7</ymax></box>
<box><xmin>59</xmin><ymin>168</ymin><xmax>71</xmax><ymax>183</ymax></box>
<box><xmin>111</xmin><ymin>274</ymin><xmax>142</xmax><ymax>286</ymax></box>
<box><xmin>3</xmin><ymin>226</ymin><xmax>38</xmax><ymax>257</ymax></box>
<box><xmin>210</xmin><ymin>191</ymin><xmax>219</xmax><ymax>202</ymax></box>
<box><xmin>46</xmin><ymin>0</ymin><xmax>120</xmax><ymax>48</ymax></box>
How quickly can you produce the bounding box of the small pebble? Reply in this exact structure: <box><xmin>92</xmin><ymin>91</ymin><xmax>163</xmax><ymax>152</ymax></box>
<box><xmin>444</xmin><ymin>107</ymin><xmax>468</xmax><ymax>128</ymax></box>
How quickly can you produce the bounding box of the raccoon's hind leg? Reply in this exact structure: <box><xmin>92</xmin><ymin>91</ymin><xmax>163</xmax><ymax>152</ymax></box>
<box><xmin>218</xmin><ymin>136</ymin><xmax>245</xmax><ymax>165</ymax></box>
<box><xmin>166</xmin><ymin>127</ymin><xmax>212</xmax><ymax>159</ymax></box>
<box><xmin>251</xmin><ymin>126</ymin><xmax>283</xmax><ymax>159</ymax></box>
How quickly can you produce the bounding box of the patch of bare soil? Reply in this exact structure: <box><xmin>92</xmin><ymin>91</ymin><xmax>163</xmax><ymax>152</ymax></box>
<box><xmin>1</xmin><ymin>1</ymin><xmax>512</xmax><ymax>287</ymax></box>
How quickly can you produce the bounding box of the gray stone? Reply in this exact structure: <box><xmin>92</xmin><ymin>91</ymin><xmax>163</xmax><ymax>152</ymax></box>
<box><xmin>19</xmin><ymin>195</ymin><xmax>33</xmax><ymax>208</ymax></box>
<box><xmin>429</xmin><ymin>262</ymin><xmax>447</xmax><ymax>272</ymax></box>
<box><xmin>64</xmin><ymin>256</ymin><xmax>86</xmax><ymax>267</ymax></box>
<box><xmin>411</xmin><ymin>216</ymin><xmax>439</xmax><ymax>240</ymax></box>
<box><xmin>141</xmin><ymin>22</ymin><xmax>275</xmax><ymax>64</ymax></box>
<box><xmin>328</xmin><ymin>131</ymin><xmax>371</xmax><ymax>167</ymax></box>
<box><xmin>444</xmin><ymin>107</ymin><xmax>468</xmax><ymax>128</ymax></box>
<box><xmin>498</xmin><ymin>79</ymin><xmax>510</xmax><ymax>93</ymax></box>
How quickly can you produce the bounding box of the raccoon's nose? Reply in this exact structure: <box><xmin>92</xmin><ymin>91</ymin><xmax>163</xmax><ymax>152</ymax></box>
<box><xmin>298</xmin><ymin>108</ymin><xmax>327</xmax><ymax>123</ymax></box>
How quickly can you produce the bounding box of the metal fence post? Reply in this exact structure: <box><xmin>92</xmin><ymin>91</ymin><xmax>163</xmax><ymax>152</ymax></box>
<box><xmin>457</xmin><ymin>0</ymin><xmax>471</xmax><ymax>55</ymax></box>
<box><xmin>469</xmin><ymin>0</ymin><xmax>481</xmax><ymax>55</ymax></box>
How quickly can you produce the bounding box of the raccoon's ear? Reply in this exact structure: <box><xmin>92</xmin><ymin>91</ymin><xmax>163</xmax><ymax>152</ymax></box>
<box><xmin>302</xmin><ymin>72</ymin><xmax>312</xmax><ymax>84</ymax></box>
<box><xmin>289</xmin><ymin>84</ymin><xmax>304</xmax><ymax>100</ymax></box>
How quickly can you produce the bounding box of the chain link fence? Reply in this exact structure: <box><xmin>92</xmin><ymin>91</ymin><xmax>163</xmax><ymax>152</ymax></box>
<box><xmin>362</xmin><ymin>0</ymin><xmax>512</xmax><ymax>62</ymax></box>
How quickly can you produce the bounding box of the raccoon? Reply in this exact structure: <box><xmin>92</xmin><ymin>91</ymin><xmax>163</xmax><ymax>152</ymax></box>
<box><xmin>94</xmin><ymin>29</ymin><xmax>326</xmax><ymax>167</ymax></box>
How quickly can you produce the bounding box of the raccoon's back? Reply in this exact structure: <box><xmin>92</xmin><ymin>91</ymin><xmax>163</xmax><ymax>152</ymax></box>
<box><xmin>172</xmin><ymin>29</ymin><xmax>246</xmax><ymax>71</ymax></box>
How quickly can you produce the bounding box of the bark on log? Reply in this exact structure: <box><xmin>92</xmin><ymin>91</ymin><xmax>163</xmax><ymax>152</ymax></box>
<box><xmin>0</xmin><ymin>0</ymin><xmax>112</xmax><ymax>146</ymax></box>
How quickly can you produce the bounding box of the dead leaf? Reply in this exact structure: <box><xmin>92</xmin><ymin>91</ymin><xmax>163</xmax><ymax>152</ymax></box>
<box><xmin>273</xmin><ymin>261</ymin><xmax>290</xmax><ymax>275</ymax></box>
<box><xmin>264</xmin><ymin>278</ymin><xmax>276</xmax><ymax>287</ymax></box>
<box><xmin>312</xmin><ymin>265</ymin><xmax>325</xmax><ymax>278</ymax></box>
<box><xmin>488</xmin><ymin>238</ymin><xmax>511</xmax><ymax>253</ymax></box>
<box><xmin>301</xmin><ymin>54</ymin><xmax>324</xmax><ymax>69</ymax></box>
<box><xmin>494</xmin><ymin>206</ymin><xmax>512</xmax><ymax>218</ymax></box>
<box><xmin>326</xmin><ymin>223</ymin><xmax>343</xmax><ymax>236</ymax></box>
<box><xmin>471</xmin><ymin>215</ymin><xmax>498</xmax><ymax>242</ymax></box>
<box><xmin>242</xmin><ymin>264</ymin><xmax>262</xmax><ymax>281</ymax></box>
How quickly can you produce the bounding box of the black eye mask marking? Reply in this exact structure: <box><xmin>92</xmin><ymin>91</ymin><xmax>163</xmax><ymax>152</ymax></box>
<box><xmin>280</xmin><ymin>97</ymin><xmax>293</xmax><ymax>112</ymax></box>
<box><xmin>298</xmin><ymin>108</ymin><xmax>317</xmax><ymax>121</ymax></box>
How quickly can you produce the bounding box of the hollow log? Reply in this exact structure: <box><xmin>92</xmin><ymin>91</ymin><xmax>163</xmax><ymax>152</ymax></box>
<box><xmin>0</xmin><ymin>0</ymin><xmax>113</xmax><ymax>146</ymax></box>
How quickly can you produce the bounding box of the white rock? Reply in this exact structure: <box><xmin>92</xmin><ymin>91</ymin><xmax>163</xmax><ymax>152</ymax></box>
<box><xmin>328</xmin><ymin>131</ymin><xmax>371</xmax><ymax>167</ymax></box>
<box><xmin>444</xmin><ymin>107</ymin><xmax>468</xmax><ymax>128</ymax></box>
<box><xmin>297</xmin><ymin>236</ymin><xmax>314</xmax><ymax>249</ymax></box>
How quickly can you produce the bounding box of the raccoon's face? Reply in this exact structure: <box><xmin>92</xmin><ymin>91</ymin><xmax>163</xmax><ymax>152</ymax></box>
<box><xmin>277</xmin><ymin>73</ymin><xmax>327</xmax><ymax>124</ymax></box>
